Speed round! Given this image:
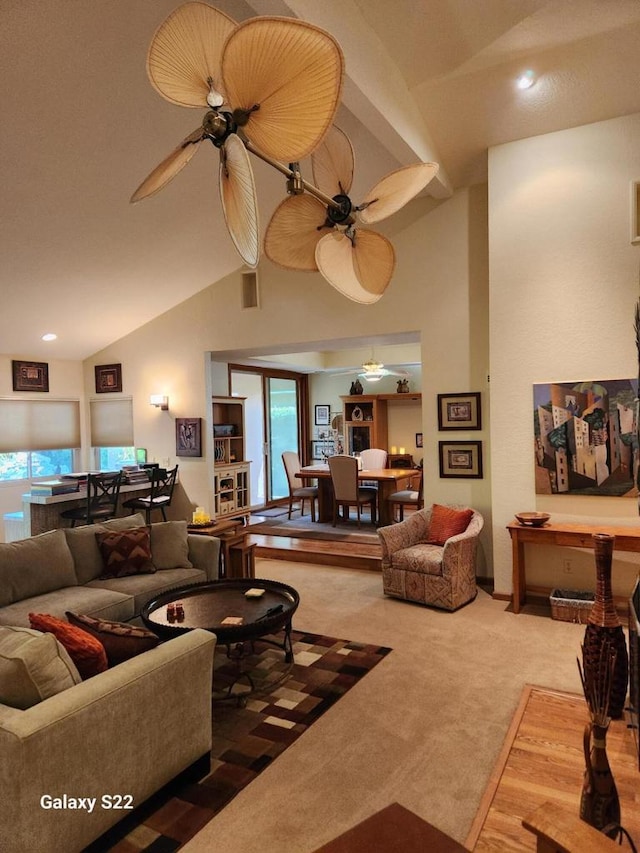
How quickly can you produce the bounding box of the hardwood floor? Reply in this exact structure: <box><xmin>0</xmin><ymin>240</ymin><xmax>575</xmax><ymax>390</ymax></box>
<box><xmin>466</xmin><ymin>685</ymin><xmax>640</xmax><ymax>851</ymax></box>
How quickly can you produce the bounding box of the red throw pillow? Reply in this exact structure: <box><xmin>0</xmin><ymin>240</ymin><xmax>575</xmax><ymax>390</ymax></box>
<box><xmin>95</xmin><ymin>527</ymin><xmax>156</xmax><ymax>578</ymax></box>
<box><xmin>426</xmin><ymin>504</ymin><xmax>473</xmax><ymax>546</ymax></box>
<box><xmin>29</xmin><ymin>613</ymin><xmax>108</xmax><ymax>680</ymax></box>
<box><xmin>66</xmin><ymin>612</ymin><xmax>160</xmax><ymax>666</ymax></box>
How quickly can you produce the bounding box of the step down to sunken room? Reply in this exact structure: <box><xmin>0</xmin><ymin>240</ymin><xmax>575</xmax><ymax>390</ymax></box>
<box><xmin>247</xmin><ymin>532</ymin><xmax>382</xmax><ymax>572</ymax></box>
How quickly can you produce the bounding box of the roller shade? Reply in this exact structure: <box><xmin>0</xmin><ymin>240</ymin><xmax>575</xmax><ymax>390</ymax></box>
<box><xmin>90</xmin><ymin>398</ymin><xmax>134</xmax><ymax>447</ymax></box>
<box><xmin>0</xmin><ymin>399</ymin><xmax>80</xmax><ymax>452</ymax></box>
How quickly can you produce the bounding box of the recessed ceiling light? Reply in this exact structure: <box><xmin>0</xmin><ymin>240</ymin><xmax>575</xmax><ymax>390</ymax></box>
<box><xmin>516</xmin><ymin>70</ymin><xmax>536</xmax><ymax>90</ymax></box>
<box><xmin>41</xmin><ymin>333</ymin><xmax>57</xmax><ymax>341</ymax></box>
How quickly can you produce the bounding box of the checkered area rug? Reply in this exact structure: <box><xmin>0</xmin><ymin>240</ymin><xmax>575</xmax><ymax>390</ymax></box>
<box><xmin>86</xmin><ymin>631</ymin><xmax>391</xmax><ymax>852</ymax></box>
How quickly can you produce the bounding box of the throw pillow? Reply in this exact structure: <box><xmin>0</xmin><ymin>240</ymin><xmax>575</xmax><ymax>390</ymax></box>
<box><xmin>66</xmin><ymin>612</ymin><xmax>160</xmax><ymax>666</ymax></box>
<box><xmin>149</xmin><ymin>520</ymin><xmax>193</xmax><ymax>570</ymax></box>
<box><xmin>0</xmin><ymin>625</ymin><xmax>81</xmax><ymax>709</ymax></box>
<box><xmin>28</xmin><ymin>613</ymin><xmax>108</xmax><ymax>680</ymax></box>
<box><xmin>95</xmin><ymin>526</ymin><xmax>156</xmax><ymax>578</ymax></box>
<box><xmin>426</xmin><ymin>504</ymin><xmax>474</xmax><ymax>546</ymax></box>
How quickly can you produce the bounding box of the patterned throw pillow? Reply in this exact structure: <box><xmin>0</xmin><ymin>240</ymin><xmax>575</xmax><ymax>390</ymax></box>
<box><xmin>426</xmin><ymin>504</ymin><xmax>473</xmax><ymax>546</ymax></box>
<box><xmin>28</xmin><ymin>613</ymin><xmax>108</xmax><ymax>680</ymax></box>
<box><xmin>66</xmin><ymin>612</ymin><xmax>160</xmax><ymax>666</ymax></box>
<box><xmin>95</xmin><ymin>527</ymin><xmax>156</xmax><ymax>578</ymax></box>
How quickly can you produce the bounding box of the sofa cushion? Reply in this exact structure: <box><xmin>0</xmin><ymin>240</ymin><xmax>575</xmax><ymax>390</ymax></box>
<box><xmin>87</xmin><ymin>566</ymin><xmax>206</xmax><ymax>615</ymax></box>
<box><xmin>426</xmin><ymin>504</ymin><xmax>473</xmax><ymax>546</ymax></box>
<box><xmin>150</xmin><ymin>521</ymin><xmax>193</xmax><ymax>570</ymax></box>
<box><xmin>64</xmin><ymin>513</ymin><xmax>147</xmax><ymax>584</ymax></box>
<box><xmin>96</xmin><ymin>527</ymin><xmax>156</xmax><ymax>578</ymax></box>
<box><xmin>29</xmin><ymin>613</ymin><xmax>108</xmax><ymax>679</ymax></box>
<box><xmin>66</xmin><ymin>612</ymin><xmax>160</xmax><ymax>665</ymax></box>
<box><xmin>0</xmin><ymin>625</ymin><xmax>81</xmax><ymax>709</ymax></box>
<box><xmin>0</xmin><ymin>528</ymin><xmax>77</xmax><ymax>607</ymax></box>
<box><xmin>0</xmin><ymin>586</ymin><xmax>135</xmax><ymax>628</ymax></box>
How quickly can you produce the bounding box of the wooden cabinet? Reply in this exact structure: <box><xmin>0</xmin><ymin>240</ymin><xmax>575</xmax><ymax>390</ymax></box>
<box><xmin>341</xmin><ymin>395</ymin><xmax>388</xmax><ymax>454</ymax></box>
<box><xmin>212</xmin><ymin>396</ymin><xmax>250</xmax><ymax>520</ymax></box>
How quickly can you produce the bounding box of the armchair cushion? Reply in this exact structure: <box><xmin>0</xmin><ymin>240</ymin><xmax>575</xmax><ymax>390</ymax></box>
<box><xmin>390</xmin><ymin>543</ymin><xmax>443</xmax><ymax>576</ymax></box>
<box><xmin>426</xmin><ymin>504</ymin><xmax>473</xmax><ymax>545</ymax></box>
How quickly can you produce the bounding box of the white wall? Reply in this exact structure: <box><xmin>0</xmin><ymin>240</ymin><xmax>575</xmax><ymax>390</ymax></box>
<box><xmin>490</xmin><ymin>112</ymin><xmax>640</xmax><ymax>597</ymax></box>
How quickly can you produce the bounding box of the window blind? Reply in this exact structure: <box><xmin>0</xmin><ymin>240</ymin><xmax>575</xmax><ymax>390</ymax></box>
<box><xmin>0</xmin><ymin>399</ymin><xmax>81</xmax><ymax>452</ymax></box>
<box><xmin>90</xmin><ymin>397</ymin><xmax>134</xmax><ymax>447</ymax></box>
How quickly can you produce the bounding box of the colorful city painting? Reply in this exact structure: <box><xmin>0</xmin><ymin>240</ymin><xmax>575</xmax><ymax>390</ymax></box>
<box><xmin>533</xmin><ymin>379</ymin><xmax>638</xmax><ymax>496</ymax></box>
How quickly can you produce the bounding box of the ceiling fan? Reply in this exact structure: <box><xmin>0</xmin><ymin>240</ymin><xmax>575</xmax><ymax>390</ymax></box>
<box><xmin>265</xmin><ymin>125</ymin><xmax>438</xmax><ymax>302</ymax></box>
<box><xmin>358</xmin><ymin>359</ymin><xmax>409</xmax><ymax>382</ymax></box>
<box><xmin>131</xmin><ymin>2</ymin><xmax>439</xmax><ymax>303</ymax></box>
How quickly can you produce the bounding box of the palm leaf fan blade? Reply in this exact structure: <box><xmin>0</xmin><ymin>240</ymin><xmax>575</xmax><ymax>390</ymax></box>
<box><xmin>352</xmin><ymin>229</ymin><xmax>395</xmax><ymax>296</ymax></box>
<box><xmin>221</xmin><ymin>17</ymin><xmax>344</xmax><ymax>161</ymax></box>
<box><xmin>219</xmin><ymin>133</ymin><xmax>260</xmax><ymax>268</ymax></box>
<box><xmin>312</xmin><ymin>125</ymin><xmax>355</xmax><ymax>198</ymax></box>
<box><xmin>264</xmin><ymin>195</ymin><xmax>326</xmax><ymax>270</ymax></box>
<box><xmin>315</xmin><ymin>232</ymin><xmax>384</xmax><ymax>304</ymax></box>
<box><xmin>130</xmin><ymin>128</ymin><xmax>204</xmax><ymax>203</ymax></box>
<box><xmin>358</xmin><ymin>162</ymin><xmax>439</xmax><ymax>224</ymax></box>
<box><xmin>146</xmin><ymin>2</ymin><xmax>236</xmax><ymax>108</ymax></box>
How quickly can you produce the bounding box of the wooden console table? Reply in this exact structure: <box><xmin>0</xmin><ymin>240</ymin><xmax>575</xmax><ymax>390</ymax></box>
<box><xmin>507</xmin><ymin>519</ymin><xmax>640</xmax><ymax>614</ymax></box>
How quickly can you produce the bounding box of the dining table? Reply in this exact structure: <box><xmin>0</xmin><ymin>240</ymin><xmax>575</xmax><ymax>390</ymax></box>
<box><xmin>296</xmin><ymin>464</ymin><xmax>422</xmax><ymax>527</ymax></box>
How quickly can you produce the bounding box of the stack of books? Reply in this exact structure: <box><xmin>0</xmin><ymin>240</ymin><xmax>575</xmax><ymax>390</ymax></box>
<box><xmin>31</xmin><ymin>479</ymin><xmax>80</xmax><ymax>496</ymax></box>
<box><xmin>121</xmin><ymin>466</ymin><xmax>151</xmax><ymax>485</ymax></box>
<box><xmin>61</xmin><ymin>473</ymin><xmax>90</xmax><ymax>488</ymax></box>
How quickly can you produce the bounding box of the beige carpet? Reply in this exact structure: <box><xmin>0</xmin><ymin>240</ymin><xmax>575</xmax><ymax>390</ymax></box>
<box><xmin>181</xmin><ymin>558</ymin><xmax>586</xmax><ymax>853</ymax></box>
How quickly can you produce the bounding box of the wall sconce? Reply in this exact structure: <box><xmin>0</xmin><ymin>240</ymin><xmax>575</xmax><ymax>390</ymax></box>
<box><xmin>149</xmin><ymin>394</ymin><xmax>169</xmax><ymax>411</ymax></box>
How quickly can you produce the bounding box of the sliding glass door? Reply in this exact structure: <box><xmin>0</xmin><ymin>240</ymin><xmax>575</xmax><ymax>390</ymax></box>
<box><xmin>231</xmin><ymin>367</ymin><xmax>308</xmax><ymax>507</ymax></box>
<box><xmin>267</xmin><ymin>377</ymin><xmax>299</xmax><ymax>500</ymax></box>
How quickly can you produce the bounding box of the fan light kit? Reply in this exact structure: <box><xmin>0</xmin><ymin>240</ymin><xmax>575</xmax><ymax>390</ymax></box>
<box><xmin>132</xmin><ymin>2</ymin><xmax>439</xmax><ymax>303</ymax></box>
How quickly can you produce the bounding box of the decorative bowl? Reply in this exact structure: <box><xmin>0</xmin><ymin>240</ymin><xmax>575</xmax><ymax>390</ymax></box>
<box><xmin>515</xmin><ymin>511</ymin><xmax>550</xmax><ymax>527</ymax></box>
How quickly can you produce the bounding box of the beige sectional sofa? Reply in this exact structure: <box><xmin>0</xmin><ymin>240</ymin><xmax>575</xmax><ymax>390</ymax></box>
<box><xmin>0</xmin><ymin>515</ymin><xmax>221</xmax><ymax>852</ymax></box>
<box><xmin>0</xmin><ymin>512</ymin><xmax>221</xmax><ymax>626</ymax></box>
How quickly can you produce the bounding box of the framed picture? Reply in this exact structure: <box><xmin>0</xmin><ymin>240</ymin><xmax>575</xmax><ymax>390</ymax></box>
<box><xmin>437</xmin><ymin>392</ymin><xmax>481</xmax><ymax>430</ymax></box>
<box><xmin>416</xmin><ymin>432</ymin><xmax>423</xmax><ymax>448</ymax></box>
<box><xmin>95</xmin><ymin>363</ymin><xmax>122</xmax><ymax>393</ymax></box>
<box><xmin>439</xmin><ymin>440</ymin><xmax>483</xmax><ymax>479</ymax></box>
<box><xmin>12</xmin><ymin>360</ymin><xmax>49</xmax><ymax>392</ymax></box>
<box><xmin>311</xmin><ymin>440</ymin><xmax>327</xmax><ymax>460</ymax></box>
<box><xmin>176</xmin><ymin>417</ymin><xmax>202</xmax><ymax>457</ymax></box>
<box><xmin>314</xmin><ymin>404</ymin><xmax>331</xmax><ymax>426</ymax></box>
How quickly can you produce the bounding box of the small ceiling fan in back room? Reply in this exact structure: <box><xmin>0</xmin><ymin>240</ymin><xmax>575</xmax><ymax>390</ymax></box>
<box><xmin>131</xmin><ymin>2</ymin><xmax>439</xmax><ymax>303</ymax></box>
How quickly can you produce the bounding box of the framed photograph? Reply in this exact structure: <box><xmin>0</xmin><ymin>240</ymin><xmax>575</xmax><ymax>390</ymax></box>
<box><xmin>439</xmin><ymin>440</ymin><xmax>483</xmax><ymax>479</ymax></box>
<box><xmin>176</xmin><ymin>417</ymin><xmax>202</xmax><ymax>457</ymax></box>
<box><xmin>416</xmin><ymin>432</ymin><xmax>423</xmax><ymax>448</ymax></box>
<box><xmin>95</xmin><ymin>363</ymin><xmax>122</xmax><ymax>394</ymax></box>
<box><xmin>311</xmin><ymin>440</ymin><xmax>326</xmax><ymax>460</ymax></box>
<box><xmin>437</xmin><ymin>392</ymin><xmax>481</xmax><ymax>430</ymax></box>
<box><xmin>12</xmin><ymin>360</ymin><xmax>49</xmax><ymax>392</ymax></box>
<box><xmin>314</xmin><ymin>404</ymin><xmax>331</xmax><ymax>426</ymax></box>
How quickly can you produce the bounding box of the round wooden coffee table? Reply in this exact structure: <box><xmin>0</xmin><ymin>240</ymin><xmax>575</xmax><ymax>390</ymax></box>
<box><xmin>141</xmin><ymin>578</ymin><xmax>300</xmax><ymax>700</ymax></box>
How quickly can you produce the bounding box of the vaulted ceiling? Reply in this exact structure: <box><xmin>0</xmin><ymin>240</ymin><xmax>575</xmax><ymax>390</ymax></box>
<box><xmin>3</xmin><ymin>0</ymin><xmax>640</xmax><ymax>360</ymax></box>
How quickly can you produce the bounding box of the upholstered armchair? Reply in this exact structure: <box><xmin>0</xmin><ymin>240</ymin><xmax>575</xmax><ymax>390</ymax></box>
<box><xmin>378</xmin><ymin>505</ymin><xmax>483</xmax><ymax>611</ymax></box>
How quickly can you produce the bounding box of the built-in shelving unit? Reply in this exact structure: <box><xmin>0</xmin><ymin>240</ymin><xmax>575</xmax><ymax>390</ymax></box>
<box><xmin>212</xmin><ymin>396</ymin><xmax>250</xmax><ymax>520</ymax></box>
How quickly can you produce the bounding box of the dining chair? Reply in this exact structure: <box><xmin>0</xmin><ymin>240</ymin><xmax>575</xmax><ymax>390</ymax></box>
<box><xmin>359</xmin><ymin>448</ymin><xmax>388</xmax><ymax>488</ymax></box>
<box><xmin>122</xmin><ymin>464</ymin><xmax>178</xmax><ymax>524</ymax></box>
<box><xmin>388</xmin><ymin>470</ymin><xmax>424</xmax><ymax>522</ymax></box>
<box><xmin>328</xmin><ymin>454</ymin><xmax>377</xmax><ymax>527</ymax></box>
<box><xmin>282</xmin><ymin>451</ymin><xmax>318</xmax><ymax>521</ymax></box>
<box><xmin>60</xmin><ymin>471</ymin><xmax>123</xmax><ymax>527</ymax></box>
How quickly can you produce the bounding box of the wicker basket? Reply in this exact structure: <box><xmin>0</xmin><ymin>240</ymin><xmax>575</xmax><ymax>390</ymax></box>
<box><xmin>549</xmin><ymin>588</ymin><xmax>595</xmax><ymax>624</ymax></box>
